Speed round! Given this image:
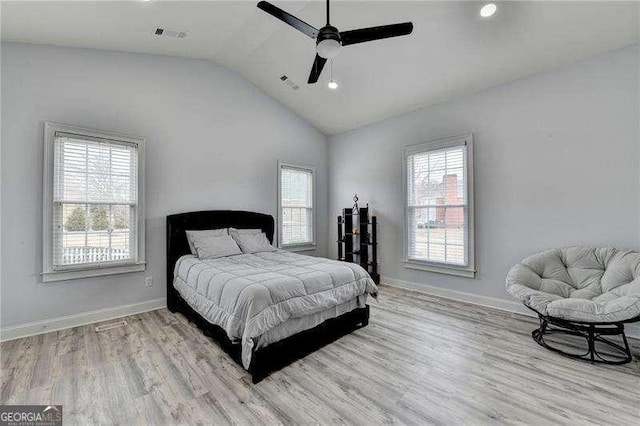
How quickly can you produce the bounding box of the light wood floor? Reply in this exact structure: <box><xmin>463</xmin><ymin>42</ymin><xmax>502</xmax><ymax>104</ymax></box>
<box><xmin>2</xmin><ymin>285</ymin><xmax>639</xmax><ymax>425</ymax></box>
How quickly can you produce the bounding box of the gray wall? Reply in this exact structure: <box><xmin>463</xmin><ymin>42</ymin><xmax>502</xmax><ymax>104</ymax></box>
<box><xmin>329</xmin><ymin>45</ymin><xmax>639</xmax><ymax>301</ymax></box>
<box><xmin>1</xmin><ymin>42</ymin><xmax>328</xmax><ymax>327</ymax></box>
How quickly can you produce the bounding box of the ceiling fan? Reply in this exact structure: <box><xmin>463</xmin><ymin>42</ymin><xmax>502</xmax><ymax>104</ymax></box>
<box><xmin>257</xmin><ymin>0</ymin><xmax>414</xmax><ymax>84</ymax></box>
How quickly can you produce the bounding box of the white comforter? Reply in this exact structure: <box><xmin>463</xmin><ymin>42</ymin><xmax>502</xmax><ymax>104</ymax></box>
<box><xmin>173</xmin><ymin>250</ymin><xmax>378</xmax><ymax>368</ymax></box>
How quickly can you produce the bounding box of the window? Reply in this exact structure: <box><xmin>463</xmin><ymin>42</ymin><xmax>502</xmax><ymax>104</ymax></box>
<box><xmin>403</xmin><ymin>134</ymin><xmax>475</xmax><ymax>277</ymax></box>
<box><xmin>278</xmin><ymin>162</ymin><xmax>315</xmax><ymax>250</ymax></box>
<box><xmin>43</xmin><ymin>122</ymin><xmax>145</xmax><ymax>282</ymax></box>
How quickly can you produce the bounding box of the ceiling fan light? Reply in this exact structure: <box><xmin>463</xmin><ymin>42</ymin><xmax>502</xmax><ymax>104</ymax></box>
<box><xmin>328</xmin><ymin>80</ymin><xmax>338</xmax><ymax>90</ymax></box>
<box><xmin>480</xmin><ymin>2</ymin><xmax>498</xmax><ymax>18</ymax></box>
<box><xmin>317</xmin><ymin>39</ymin><xmax>341</xmax><ymax>59</ymax></box>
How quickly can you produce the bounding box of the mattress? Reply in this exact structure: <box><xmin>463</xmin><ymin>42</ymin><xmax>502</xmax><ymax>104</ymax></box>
<box><xmin>173</xmin><ymin>250</ymin><xmax>378</xmax><ymax>368</ymax></box>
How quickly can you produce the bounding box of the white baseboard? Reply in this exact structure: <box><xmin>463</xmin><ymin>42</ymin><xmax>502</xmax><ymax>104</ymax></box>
<box><xmin>0</xmin><ymin>298</ymin><xmax>166</xmax><ymax>342</ymax></box>
<box><xmin>2</xmin><ymin>279</ymin><xmax>638</xmax><ymax>343</ymax></box>
<box><xmin>380</xmin><ymin>275</ymin><xmax>640</xmax><ymax>340</ymax></box>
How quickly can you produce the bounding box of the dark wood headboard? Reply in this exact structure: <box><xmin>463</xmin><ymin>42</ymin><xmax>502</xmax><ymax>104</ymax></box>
<box><xmin>166</xmin><ymin>210</ymin><xmax>275</xmax><ymax>311</ymax></box>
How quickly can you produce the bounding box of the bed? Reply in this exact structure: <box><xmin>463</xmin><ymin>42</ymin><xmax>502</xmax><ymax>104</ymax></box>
<box><xmin>166</xmin><ymin>210</ymin><xmax>377</xmax><ymax>383</ymax></box>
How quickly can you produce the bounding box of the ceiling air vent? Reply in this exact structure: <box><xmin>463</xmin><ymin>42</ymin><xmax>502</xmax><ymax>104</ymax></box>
<box><xmin>279</xmin><ymin>75</ymin><xmax>300</xmax><ymax>91</ymax></box>
<box><xmin>153</xmin><ymin>27</ymin><xmax>188</xmax><ymax>39</ymax></box>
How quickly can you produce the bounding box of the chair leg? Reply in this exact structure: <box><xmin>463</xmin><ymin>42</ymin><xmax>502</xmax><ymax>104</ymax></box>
<box><xmin>532</xmin><ymin>316</ymin><xmax>547</xmax><ymax>342</ymax></box>
<box><xmin>540</xmin><ymin>317</ymin><xmax>548</xmax><ymax>335</ymax></box>
<box><xmin>588</xmin><ymin>325</ymin><xmax>595</xmax><ymax>363</ymax></box>
<box><xmin>620</xmin><ymin>325</ymin><xmax>633</xmax><ymax>363</ymax></box>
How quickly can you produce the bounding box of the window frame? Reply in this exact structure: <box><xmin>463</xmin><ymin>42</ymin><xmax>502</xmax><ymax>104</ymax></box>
<box><xmin>42</xmin><ymin>122</ymin><xmax>146</xmax><ymax>282</ymax></box>
<box><xmin>277</xmin><ymin>161</ymin><xmax>316</xmax><ymax>252</ymax></box>
<box><xmin>402</xmin><ymin>134</ymin><xmax>475</xmax><ymax>278</ymax></box>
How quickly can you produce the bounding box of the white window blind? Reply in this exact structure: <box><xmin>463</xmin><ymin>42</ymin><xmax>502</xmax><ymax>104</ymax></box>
<box><xmin>52</xmin><ymin>132</ymin><xmax>139</xmax><ymax>270</ymax></box>
<box><xmin>405</xmin><ymin>135</ymin><xmax>474</xmax><ymax>275</ymax></box>
<box><xmin>279</xmin><ymin>163</ymin><xmax>314</xmax><ymax>247</ymax></box>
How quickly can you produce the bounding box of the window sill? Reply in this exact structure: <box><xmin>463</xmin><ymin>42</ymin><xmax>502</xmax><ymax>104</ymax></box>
<box><xmin>403</xmin><ymin>260</ymin><xmax>476</xmax><ymax>278</ymax></box>
<box><xmin>281</xmin><ymin>244</ymin><xmax>317</xmax><ymax>253</ymax></box>
<box><xmin>42</xmin><ymin>263</ymin><xmax>146</xmax><ymax>282</ymax></box>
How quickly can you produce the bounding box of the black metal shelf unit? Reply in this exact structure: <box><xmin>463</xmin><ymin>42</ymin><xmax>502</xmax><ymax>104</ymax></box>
<box><xmin>337</xmin><ymin>207</ymin><xmax>379</xmax><ymax>284</ymax></box>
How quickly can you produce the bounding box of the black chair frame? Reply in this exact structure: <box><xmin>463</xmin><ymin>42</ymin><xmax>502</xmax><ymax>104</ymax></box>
<box><xmin>527</xmin><ymin>306</ymin><xmax>638</xmax><ymax>365</ymax></box>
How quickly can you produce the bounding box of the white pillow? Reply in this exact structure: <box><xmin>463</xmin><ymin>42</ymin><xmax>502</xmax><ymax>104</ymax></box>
<box><xmin>229</xmin><ymin>230</ymin><xmax>276</xmax><ymax>254</ymax></box>
<box><xmin>193</xmin><ymin>234</ymin><xmax>242</xmax><ymax>259</ymax></box>
<box><xmin>185</xmin><ymin>228</ymin><xmax>228</xmax><ymax>254</ymax></box>
<box><xmin>228</xmin><ymin>228</ymin><xmax>262</xmax><ymax>235</ymax></box>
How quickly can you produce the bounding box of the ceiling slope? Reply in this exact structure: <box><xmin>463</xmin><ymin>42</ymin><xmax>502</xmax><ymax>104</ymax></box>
<box><xmin>2</xmin><ymin>1</ymin><xmax>639</xmax><ymax>134</ymax></box>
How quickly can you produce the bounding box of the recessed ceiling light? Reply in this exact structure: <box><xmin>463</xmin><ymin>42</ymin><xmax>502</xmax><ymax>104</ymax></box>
<box><xmin>480</xmin><ymin>2</ymin><xmax>498</xmax><ymax>18</ymax></box>
<box><xmin>328</xmin><ymin>80</ymin><xmax>338</xmax><ymax>90</ymax></box>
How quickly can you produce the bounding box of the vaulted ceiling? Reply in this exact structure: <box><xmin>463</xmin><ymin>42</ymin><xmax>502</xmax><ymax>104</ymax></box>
<box><xmin>2</xmin><ymin>1</ymin><xmax>638</xmax><ymax>134</ymax></box>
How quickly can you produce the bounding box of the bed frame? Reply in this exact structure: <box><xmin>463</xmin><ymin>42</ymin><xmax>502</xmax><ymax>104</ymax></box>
<box><xmin>166</xmin><ymin>210</ymin><xmax>370</xmax><ymax>383</ymax></box>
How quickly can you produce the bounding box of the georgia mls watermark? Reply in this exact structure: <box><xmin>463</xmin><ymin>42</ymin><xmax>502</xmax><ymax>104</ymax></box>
<box><xmin>0</xmin><ymin>405</ymin><xmax>62</xmax><ymax>426</ymax></box>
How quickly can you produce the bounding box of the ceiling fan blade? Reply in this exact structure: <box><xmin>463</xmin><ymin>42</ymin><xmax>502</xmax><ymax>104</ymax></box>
<box><xmin>340</xmin><ymin>22</ymin><xmax>413</xmax><ymax>46</ymax></box>
<box><xmin>308</xmin><ymin>54</ymin><xmax>327</xmax><ymax>84</ymax></box>
<box><xmin>257</xmin><ymin>1</ymin><xmax>318</xmax><ymax>39</ymax></box>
